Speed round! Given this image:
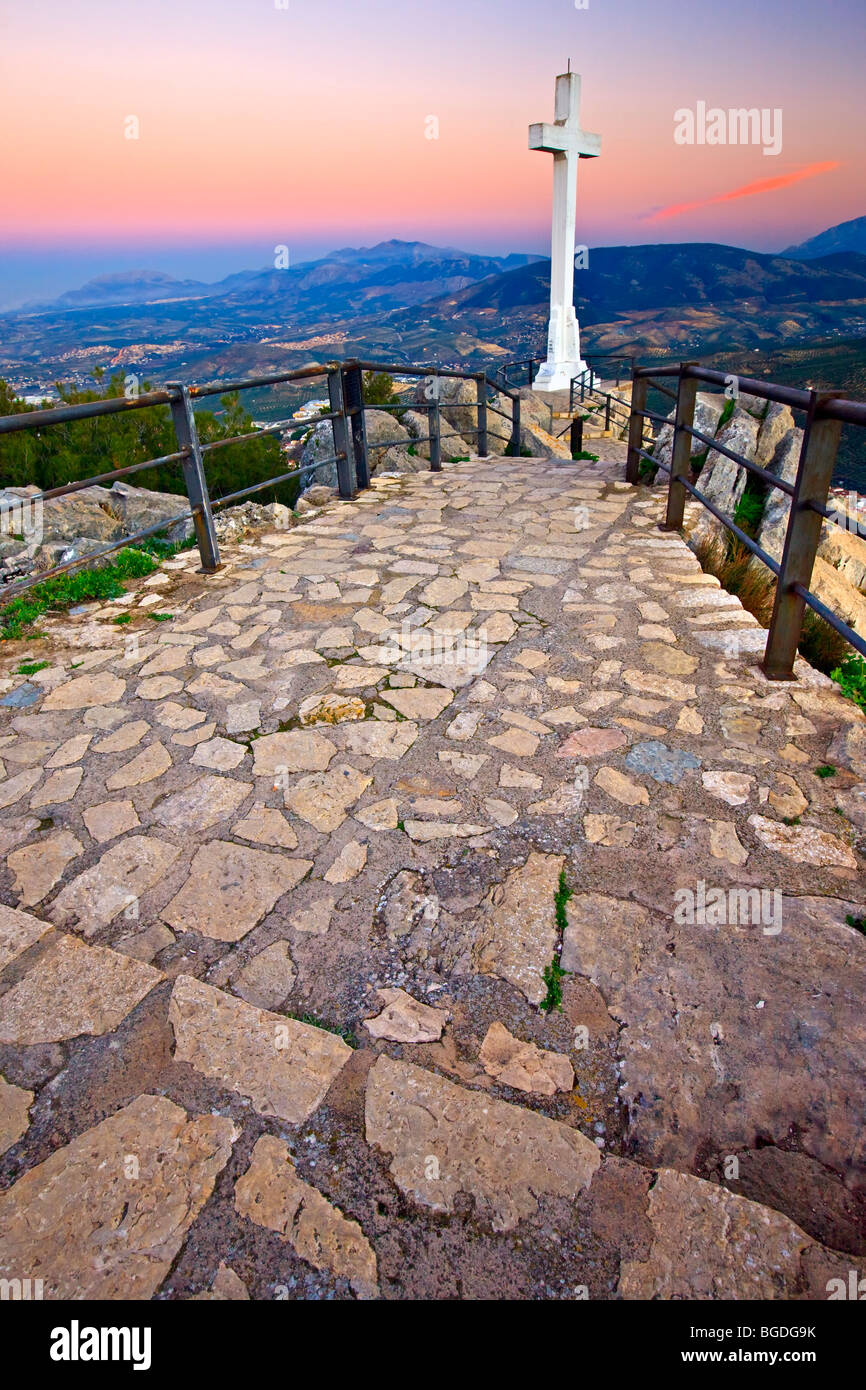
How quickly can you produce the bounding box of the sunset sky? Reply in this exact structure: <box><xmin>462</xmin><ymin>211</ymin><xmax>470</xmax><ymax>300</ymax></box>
<box><xmin>1</xmin><ymin>0</ymin><xmax>863</xmax><ymax>307</ymax></box>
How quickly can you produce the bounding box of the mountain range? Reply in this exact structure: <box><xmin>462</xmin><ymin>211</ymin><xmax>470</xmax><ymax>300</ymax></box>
<box><xmin>22</xmin><ymin>241</ymin><xmax>543</xmax><ymax>314</ymax></box>
<box><xmin>783</xmin><ymin>215</ymin><xmax>866</xmax><ymax>260</ymax></box>
<box><xmin>2</xmin><ymin>222</ymin><xmax>865</xmax><ymax>390</ymax></box>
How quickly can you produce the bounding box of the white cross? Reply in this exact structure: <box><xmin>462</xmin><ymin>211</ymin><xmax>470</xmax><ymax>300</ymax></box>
<box><xmin>529</xmin><ymin>72</ymin><xmax>601</xmax><ymax>392</ymax></box>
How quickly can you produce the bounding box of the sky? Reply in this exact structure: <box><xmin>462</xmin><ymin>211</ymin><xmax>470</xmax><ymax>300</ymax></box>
<box><xmin>1</xmin><ymin>0</ymin><xmax>864</xmax><ymax>307</ymax></box>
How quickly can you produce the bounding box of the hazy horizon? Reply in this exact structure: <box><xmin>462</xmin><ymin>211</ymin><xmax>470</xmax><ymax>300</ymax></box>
<box><xmin>2</xmin><ymin>0</ymin><xmax>864</xmax><ymax>309</ymax></box>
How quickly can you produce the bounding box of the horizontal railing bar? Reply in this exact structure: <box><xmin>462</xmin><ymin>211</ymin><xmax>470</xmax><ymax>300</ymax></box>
<box><xmin>683</xmin><ymin>424</ymin><xmax>796</xmax><ymax>497</ymax></box>
<box><xmin>186</xmin><ymin>362</ymin><xmax>333</xmax><ymax>399</ymax></box>
<box><xmin>0</xmin><ymin>508</ymin><xmax>196</xmax><ymax>600</ymax></box>
<box><xmin>352</xmin><ymin>359</ymin><xmax>518</xmax><ymax>401</ymax></box>
<box><xmin>199</xmin><ymin>416</ymin><xmax>338</xmax><ymax>453</ymax></box>
<box><xmin>637</xmin><ymin>448</ymin><xmax>667</xmax><ymax>472</ymax></box>
<box><xmin>633</xmin><ymin>364</ymin><xmax>849</xmax><ymax>418</ymax></box>
<box><xmin>636</xmin><ymin>408</ymin><xmax>672</xmax><ymax>427</ymax></box>
<box><xmin>791</xmin><ymin>584</ymin><xmax>866</xmax><ymax>659</ymax></box>
<box><xmin>676</xmin><ymin>476</ymin><xmax>781</xmax><ymax>576</ymax></box>
<box><xmin>33</xmin><ymin>451</ymin><xmax>190</xmax><ymax>502</ymax></box>
<box><xmin>0</xmin><ymin>389</ymin><xmax>178</xmax><ymax>434</ymax></box>
<box><xmin>210</xmin><ymin>461</ymin><xmax>332</xmax><ymax>510</ymax></box>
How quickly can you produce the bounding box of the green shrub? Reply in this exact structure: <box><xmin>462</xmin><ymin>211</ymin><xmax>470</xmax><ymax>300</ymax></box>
<box><xmin>831</xmin><ymin>653</ymin><xmax>866</xmax><ymax>712</ymax></box>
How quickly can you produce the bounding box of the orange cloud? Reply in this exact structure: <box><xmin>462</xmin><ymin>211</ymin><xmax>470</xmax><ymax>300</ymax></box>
<box><xmin>644</xmin><ymin>161</ymin><xmax>841</xmax><ymax>224</ymax></box>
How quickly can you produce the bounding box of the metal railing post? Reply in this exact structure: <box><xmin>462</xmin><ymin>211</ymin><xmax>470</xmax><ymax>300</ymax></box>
<box><xmin>580</xmin><ymin>375</ymin><xmax>586</xmax><ymax>404</ymax></box>
<box><xmin>327</xmin><ymin>366</ymin><xmax>355</xmax><ymax>499</ymax></box>
<box><xmin>605</xmin><ymin>396</ymin><xmax>611</xmax><ymax>432</ymax></box>
<box><xmin>509</xmin><ymin>395</ymin><xmax>521</xmax><ymax>457</ymax></box>
<box><xmin>341</xmin><ymin>360</ymin><xmax>370</xmax><ymax>490</ymax></box>
<box><xmin>528</xmin><ymin>359</ymin><xmax>534</xmax><ymax>386</ymax></box>
<box><xmin>762</xmin><ymin>392</ymin><xmax>844</xmax><ymax>680</ymax></box>
<box><xmin>429</xmin><ymin>381</ymin><xmax>442</xmax><ymax>472</ymax></box>
<box><xmin>475</xmin><ymin>373</ymin><xmax>488</xmax><ymax>457</ymax></box>
<box><xmin>661</xmin><ymin>364</ymin><xmax>698</xmax><ymax>530</ymax></box>
<box><xmin>570</xmin><ymin>417</ymin><xmax>584</xmax><ymax>458</ymax></box>
<box><xmin>625</xmin><ymin>369</ymin><xmax>647</xmax><ymax>485</ymax></box>
<box><xmin>167</xmin><ymin>383</ymin><xmax>220</xmax><ymax>572</ymax></box>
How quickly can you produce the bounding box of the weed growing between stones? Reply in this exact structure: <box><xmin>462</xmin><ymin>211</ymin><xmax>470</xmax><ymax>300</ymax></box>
<box><xmin>814</xmin><ymin>764</ymin><xmax>837</xmax><ymax>778</ymax></box>
<box><xmin>541</xmin><ymin>870</ymin><xmax>573</xmax><ymax>1013</ymax></box>
<box><xmin>15</xmin><ymin>660</ymin><xmax>49</xmax><ymax>675</ymax></box>
<box><xmin>295</xmin><ymin>1012</ymin><xmax>358</xmax><ymax>1048</ymax></box>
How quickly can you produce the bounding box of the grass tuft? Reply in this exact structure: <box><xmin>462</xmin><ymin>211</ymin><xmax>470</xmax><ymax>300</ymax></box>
<box><xmin>0</xmin><ymin>548</ymin><xmax>158</xmax><ymax>641</ymax></box>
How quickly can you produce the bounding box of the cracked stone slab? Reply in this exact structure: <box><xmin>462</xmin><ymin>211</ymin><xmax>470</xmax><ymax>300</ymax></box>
<box><xmin>170</xmin><ymin>975</ymin><xmax>350</xmax><ymax>1122</ymax></box>
<box><xmin>235</xmin><ymin>1134</ymin><xmax>378</xmax><ymax>1298</ymax></box>
<box><xmin>152</xmin><ymin>773</ymin><xmax>251</xmax><ymax>831</ymax></box>
<box><xmin>0</xmin><ymin>1075</ymin><xmax>33</xmax><ymax>1155</ymax></box>
<box><xmin>478</xmin><ymin>1021</ymin><xmax>574</xmax><ymax>1096</ymax></box>
<box><xmin>0</xmin><ymin>1094</ymin><xmax>237</xmax><ymax>1299</ymax></box>
<box><xmin>0</xmin><ymin>902</ymin><xmax>53</xmax><ymax>970</ymax></box>
<box><xmin>41</xmin><ymin>672</ymin><xmax>125</xmax><ymax>710</ymax></box>
<box><xmin>51</xmin><ymin>835</ymin><xmax>182</xmax><ymax>934</ymax></box>
<box><xmin>618</xmin><ymin>1169</ymin><xmax>820</xmax><ymax>1300</ymax></box>
<box><xmin>365</xmin><ymin>1055</ymin><xmax>599</xmax><ymax>1232</ymax></box>
<box><xmin>252</xmin><ymin>729</ymin><xmax>337</xmax><ymax>776</ymax></box>
<box><xmin>363</xmin><ymin>988</ymin><xmax>448</xmax><ymax>1042</ymax></box>
<box><xmin>106</xmin><ymin>740</ymin><xmax>172</xmax><ymax>790</ymax></box>
<box><xmin>284</xmin><ymin>764</ymin><xmax>372</xmax><ymax>832</ymax></box>
<box><xmin>473</xmin><ymin>851</ymin><xmax>565</xmax><ymax>1006</ymax></box>
<box><xmin>7</xmin><ymin>829</ymin><xmax>84</xmax><ymax>907</ymax></box>
<box><xmin>162</xmin><ymin>840</ymin><xmax>312</xmax><ymax>941</ymax></box>
<box><xmin>0</xmin><ymin>934</ymin><xmax>161</xmax><ymax>1044</ymax></box>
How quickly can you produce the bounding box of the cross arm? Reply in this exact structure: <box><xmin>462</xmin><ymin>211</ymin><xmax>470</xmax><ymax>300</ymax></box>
<box><xmin>529</xmin><ymin>122</ymin><xmax>568</xmax><ymax>153</ymax></box>
<box><xmin>529</xmin><ymin>122</ymin><xmax>602</xmax><ymax>158</ymax></box>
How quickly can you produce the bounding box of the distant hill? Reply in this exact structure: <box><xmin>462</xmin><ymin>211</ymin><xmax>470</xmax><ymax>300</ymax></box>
<box><xmin>23</xmin><ymin>241</ymin><xmax>543</xmax><ymax>316</ymax></box>
<box><xmin>4</xmin><ymin>238</ymin><xmax>866</xmax><ymax>389</ymax></box>
<box><xmin>404</xmin><ymin>242</ymin><xmax>866</xmax><ymax>353</ymax></box>
<box><xmin>783</xmin><ymin>215</ymin><xmax>866</xmax><ymax>260</ymax></box>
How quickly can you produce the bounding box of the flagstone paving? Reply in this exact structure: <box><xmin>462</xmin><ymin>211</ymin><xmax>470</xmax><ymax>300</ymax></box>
<box><xmin>0</xmin><ymin>448</ymin><xmax>864</xmax><ymax>1299</ymax></box>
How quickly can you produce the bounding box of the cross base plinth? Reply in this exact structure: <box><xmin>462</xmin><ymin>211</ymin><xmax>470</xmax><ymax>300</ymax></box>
<box><xmin>532</xmin><ymin>359</ymin><xmax>587</xmax><ymax>394</ymax></box>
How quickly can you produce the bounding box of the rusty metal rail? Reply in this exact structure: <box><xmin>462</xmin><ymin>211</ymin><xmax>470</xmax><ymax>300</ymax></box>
<box><xmin>0</xmin><ymin>357</ymin><xmax>523</xmax><ymax>598</ymax></box>
<box><xmin>625</xmin><ymin>361</ymin><xmax>866</xmax><ymax>678</ymax></box>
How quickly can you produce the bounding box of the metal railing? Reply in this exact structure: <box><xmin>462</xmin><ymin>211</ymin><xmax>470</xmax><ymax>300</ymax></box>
<box><xmin>624</xmin><ymin>361</ymin><xmax>866</xmax><ymax>679</ymax></box>
<box><xmin>0</xmin><ymin>358</ymin><xmax>521</xmax><ymax>599</ymax></box>
<box><xmin>495</xmin><ymin>352</ymin><xmax>634</xmax><ymax>392</ymax></box>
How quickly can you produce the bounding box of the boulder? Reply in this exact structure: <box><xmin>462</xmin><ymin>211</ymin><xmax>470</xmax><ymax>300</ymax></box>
<box><xmin>755</xmin><ymin>400</ymin><xmax>795</xmax><ymax>468</ymax></box>
<box><xmin>817</xmin><ymin>522</ymin><xmax>866</xmax><ymax>593</ymax></box>
<box><xmin>691</xmin><ymin>407</ymin><xmax>760</xmax><ymax>543</ymax></box>
<box><xmin>363</xmin><ymin>409</ymin><xmax>426</xmax><ymax>473</ymax></box>
<box><xmin>757</xmin><ymin>428</ymin><xmax>804</xmax><ymax>562</ymax></box>
<box><xmin>402</xmin><ymin>408</ymin><xmax>471</xmax><ymax>462</ymax></box>
<box><xmin>108</xmin><ymin>481</ymin><xmax>188</xmax><ymax>535</ymax></box>
<box><xmin>298</xmin><ymin>421</ymin><xmax>340</xmax><ymax>487</ymax></box>
<box><xmin>651</xmin><ymin>391</ymin><xmax>726</xmax><ymax>475</ymax></box>
<box><xmin>40</xmin><ymin>487</ymin><xmax>124</xmax><ymax>544</ymax></box>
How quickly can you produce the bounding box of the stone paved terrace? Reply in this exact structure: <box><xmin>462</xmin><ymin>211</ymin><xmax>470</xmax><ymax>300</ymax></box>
<box><xmin>0</xmin><ymin>444</ymin><xmax>864</xmax><ymax>1301</ymax></box>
